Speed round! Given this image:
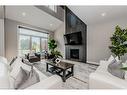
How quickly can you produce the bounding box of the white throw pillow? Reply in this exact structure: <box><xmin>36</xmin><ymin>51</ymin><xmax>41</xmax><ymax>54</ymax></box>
<box><xmin>115</xmin><ymin>56</ymin><xmax>120</xmax><ymax>62</ymax></box>
<box><xmin>108</xmin><ymin>55</ymin><xmax>115</xmax><ymax>63</ymax></box>
<box><xmin>99</xmin><ymin>55</ymin><xmax>115</xmax><ymax>73</ymax></box>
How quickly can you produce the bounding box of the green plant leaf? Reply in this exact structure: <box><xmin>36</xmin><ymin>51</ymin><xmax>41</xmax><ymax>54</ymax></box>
<box><xmin>109</xmin><ymin>25</ymin><xmax>127</xmax><ymax>59</ymax></box>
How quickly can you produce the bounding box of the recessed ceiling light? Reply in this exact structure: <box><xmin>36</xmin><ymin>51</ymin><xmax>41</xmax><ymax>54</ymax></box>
<box><xmin>101</xmin><ymin>12</ymin><xmax>106</xmax><ymax>17</ymax></box>
<box><xmin>22</xmin><ymin>12</ymin><xmax>26</xmax><ymax>17</ymax></box>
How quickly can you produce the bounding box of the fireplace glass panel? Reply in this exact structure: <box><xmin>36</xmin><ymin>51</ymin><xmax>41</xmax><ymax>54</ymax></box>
<box><xmin>70</xmin><ymin>49</ymin><xmax>79</xmax><ymax>59</ymax></box>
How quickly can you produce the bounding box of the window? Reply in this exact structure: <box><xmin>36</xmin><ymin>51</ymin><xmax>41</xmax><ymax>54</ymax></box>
<box><xmin>19</xmin><ymin>35</ymin><xmax>30</xmax><ymax>56</ymax></box>
<box><xmin>41</xmin><ymin>38</ymin><xmax>48</xmax><ymax>51</ymax></box>
<box><xmin>47</xmin><ymin>5</ymin><xmax>57</xmax><ymax>12</ymax></box>
<box><xmin>31</xmin><ymin>37</ymin><xmax>40</xmax><ymax>52</ymax></box>
<box><xmin>18</xmin><ymin>27</ymin><xmax>49</xmax><ymax>56</ymax></box>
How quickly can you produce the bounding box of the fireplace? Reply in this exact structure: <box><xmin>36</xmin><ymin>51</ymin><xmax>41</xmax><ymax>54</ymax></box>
<box><xmin>70</xmin><ymin>49</ymin><xmax>79</xmax><ymax>59</ymax></box>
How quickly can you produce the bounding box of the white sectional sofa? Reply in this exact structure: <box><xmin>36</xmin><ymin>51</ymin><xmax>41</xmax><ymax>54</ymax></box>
<box><xmin>89</xmin><ymin>60</ymin><xmax>127</xmax><ymax>89</ymax></box>
<box><xmin>0</xmin><ymin>56</ymin><xmax>62</xmax><ymax>89</ymax></box>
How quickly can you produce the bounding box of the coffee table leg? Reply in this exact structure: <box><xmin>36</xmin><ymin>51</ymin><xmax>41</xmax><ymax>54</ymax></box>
<box><xmin>71</xmin><ymin>66</ymin><xmax>74</xmax><ymax>76</ymax></box>
<box><xmin>63</xmin><ymin>70</ymin><xmax>66</xmax><ymax>82</ymax></box>
<box><xmin>46</xmin><ymin>63</ymin><xmax>48</xmax><ymax>72</ymax></box>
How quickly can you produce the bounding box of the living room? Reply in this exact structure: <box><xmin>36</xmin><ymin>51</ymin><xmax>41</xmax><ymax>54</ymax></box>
<box><xmin>1</xmin><ymin>4</ymin><xmax>127</xmax><ymax>90</ymax></box>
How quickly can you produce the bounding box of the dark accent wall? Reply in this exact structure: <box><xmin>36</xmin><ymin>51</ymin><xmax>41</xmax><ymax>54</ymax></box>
<box><xmin>65</xmin><ymin>7</ymin><xmax>87</xmax><ymax>63</ymax></box>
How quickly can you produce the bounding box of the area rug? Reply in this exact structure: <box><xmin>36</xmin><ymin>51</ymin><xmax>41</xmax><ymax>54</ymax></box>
<box><xmin>33</xmin><ymin>60</ymin><xmax>98</xmax><ymax>89</ymax></box>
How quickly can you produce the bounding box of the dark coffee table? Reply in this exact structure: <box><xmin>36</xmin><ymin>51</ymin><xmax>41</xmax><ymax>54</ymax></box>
<box><xmin>46</xmin><ymin>61</ymin><xmax>74</xmax><ymax>82</ymax></box>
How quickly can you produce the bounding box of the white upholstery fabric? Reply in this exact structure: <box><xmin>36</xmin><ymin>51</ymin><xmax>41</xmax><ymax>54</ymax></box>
<box><xmin>89</xmin><ymin>72</ymin><xmax>127</xmax><ymax>89</ymax></box>
<box><xmin>9</xmin><ymin>76</ymin><xmax>15</xmax><ymax>89</ymax></box>
<box><xmin>89</xmin><ymin>59</ymin><xmax>127</xmax><ymax>89</ymax></box>
<box><xmin>0</xmin><ymin>57</ymin><xmax>62</xmax><ymax>89</ymax></box>
<box><xmin>26</xmin><ymin>75</ymin><xmax>62</xmax><ymax>89</ymax></box>
<box><xmin>33</xmin><ymin>67</ymin><xmax>48</xmax><ymax>81</ymax></box>
<box><xmin>0</xmin><ymin>56</ymin><xmax>8</xmax><ymax>64</ymax></box>
<box><xmin>0</xmin><ymin>62</ymin><xmax>10</xmax><ymax>89</ymax></box>
<box><xmin>108</xmin><ymin>55</ymin><xmax>115</xmax><ymax>63</ymax></box>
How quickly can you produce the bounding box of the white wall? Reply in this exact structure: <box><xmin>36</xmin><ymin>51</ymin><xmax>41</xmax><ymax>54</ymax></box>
<box><xmin>0</xmin><ymin>19</ymin><xmax>4</xmax><ymax>56</ymax></box>
<box><xmin>0</xmin><ymin>6</ymin><xmax>5</xmax><ymax>57</ymax></box>
<box><xmin>87</xmin><ymin>17</ymin><xmax>127</xmax><ymax>63</ymax></box>
<box><xmin>54</xmin><ymin>23</ymin><xmax>65</xmax><ymax>58</ymax></box>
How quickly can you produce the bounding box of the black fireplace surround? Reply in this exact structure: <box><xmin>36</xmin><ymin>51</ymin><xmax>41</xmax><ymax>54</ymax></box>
<box><xmin>64</xmin><ymin>7</ymin><xmax>87</xmax><ymax>63</ymax></box>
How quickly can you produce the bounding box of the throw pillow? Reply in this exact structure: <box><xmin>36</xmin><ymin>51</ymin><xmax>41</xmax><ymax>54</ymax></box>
<box><xmin>14</xmin><ymin>67</ymin><xmax>29</xmax><ymax>89</ymax></box>
<box><xmin>115</xmin><ymin>56</ymin><xmax>120</xmax><ymax>62</ymax></box>
<box><xmin>108</xmin><ymin>60</ymin><xmax>125</xmax><ymax>79</ymax></box>
<box><xmin>10</xmin><ymin>57</ymin><xmax>31</xmax><ymax>80</ymax></box>
<box><xmin>19</xmin><ymin>69</ymin><xmax>40</xmax><ymax>89</ymax></box>
<box><xmin>14</xmin><ymin>67</ymin><xmax>40</xmax><ymax>89</ymax></box>
<box><xmin>108</xmin><ymin>55</ymin><xmax>115</xmax><ymax>63</ymax></box>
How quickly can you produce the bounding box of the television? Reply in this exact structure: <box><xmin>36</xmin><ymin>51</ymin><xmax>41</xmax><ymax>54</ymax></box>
<box><xmin>64</xmin><ymin>32</ymin><xmax>82</xmax><ymax>45</ymax></box>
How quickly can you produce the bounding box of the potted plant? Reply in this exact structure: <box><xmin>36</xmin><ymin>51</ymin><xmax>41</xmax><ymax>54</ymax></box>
<box><xmin>109</xmin><ymin>25</ymin><xmax>127</xmax><ymax>60</ymax></box>
<box><xmin>48</xmin><ymin>38</ymin><xmax>63</xmax><ymax>61</ymax></box>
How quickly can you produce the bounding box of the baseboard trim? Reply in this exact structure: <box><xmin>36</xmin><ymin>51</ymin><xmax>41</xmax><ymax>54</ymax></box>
<box><xmin>87</xmin><ymin>61</ymin><xmax>99</xmax><ymax>66</ymax></box>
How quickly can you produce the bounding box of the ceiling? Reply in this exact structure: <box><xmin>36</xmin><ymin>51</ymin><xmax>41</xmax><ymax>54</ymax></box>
<box><xmin>68</xmin><ymin>6</ymin><xmax>127</xmax><ymax>25</ymax></box>
<box><xmin>5</xmin><ymin>6</ymin><xmax>62</xmax><ymax>31</ymax></box>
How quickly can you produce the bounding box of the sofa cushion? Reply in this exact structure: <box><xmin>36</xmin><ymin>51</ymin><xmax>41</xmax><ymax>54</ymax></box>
<box><xmin>108</xmin><ymin>60</ymin><xmax>125</xmax><ymax>79</ymax></box>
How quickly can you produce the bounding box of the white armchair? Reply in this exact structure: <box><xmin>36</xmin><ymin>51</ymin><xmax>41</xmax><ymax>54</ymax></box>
<box><xmin>89</xmin><ymin>60</ymin><xmax>127</xmax><ymax>89</ymax></box>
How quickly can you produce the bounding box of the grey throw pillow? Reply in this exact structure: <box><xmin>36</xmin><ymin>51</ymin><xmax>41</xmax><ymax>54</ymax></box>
<box><xmin>14</xmin><ymin>67</ymin><xmax>40</xmax><ymax>89</ymax></box>
<box><xmin>14</xmin><ymin>67</ymin><xmax>29</xmax><ymax>89</ymax></box>
<box><xmin>108</xmin><ymin>60</ymin><xmax>125</xmax><ymax>79</ymax></box>
<box><xmin>19</xmin><ymin>69</ymin><xmax>40</xmax><ymax>89</ymax></box>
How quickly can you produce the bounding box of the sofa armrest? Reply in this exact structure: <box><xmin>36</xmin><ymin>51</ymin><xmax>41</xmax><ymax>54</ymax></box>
<box><xmin>89</xmin><ymin>72</ymin><xmax>127</xmax><ymax>89</ymax></box>
<box><xmin>0</xmin><ymin>56</ymin><xmax>8</xmax><ymax>64</ymax></box>
<box><xmin>26</xmin><ymin>75</ymin><xmax>62</xmax><ymax>89</ymax></box>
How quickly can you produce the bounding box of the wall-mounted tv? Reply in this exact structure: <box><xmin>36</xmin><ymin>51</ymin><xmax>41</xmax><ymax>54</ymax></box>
<box><xmin>64</xmin><ymin>31</ymin><xmax>82</xmax><ymax>45</ymax></box>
